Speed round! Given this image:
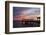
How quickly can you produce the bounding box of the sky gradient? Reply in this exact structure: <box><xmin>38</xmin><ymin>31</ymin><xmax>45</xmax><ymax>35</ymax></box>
<box><xmin>13</xmin><ymin>7</ymin><xmax>40</xmax><ymax>16</ymax></box>
<box><xmin>13</xmin><ymin>7</ymin><xmax>40</xmax><ymax>20</ymax></box>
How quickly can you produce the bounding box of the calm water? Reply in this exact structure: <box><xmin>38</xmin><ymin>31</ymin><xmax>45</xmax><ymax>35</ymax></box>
<box><xmin>13</xmin><ymin>20</ymin><xmax>40</xmax><ymax>28</ymax></box>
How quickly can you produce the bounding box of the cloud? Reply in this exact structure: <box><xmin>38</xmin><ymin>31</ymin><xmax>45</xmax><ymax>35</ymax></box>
<box><xmin>20</xmin><ymin>8</ymin><xmax>40</xmax><ymax>16</ymax></box>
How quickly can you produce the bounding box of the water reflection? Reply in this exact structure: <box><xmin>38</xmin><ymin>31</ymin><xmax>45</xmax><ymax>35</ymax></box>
<box><xmin>13</xmin><ymin>20</ymin><xmax>40</xmax><ymax>28</ymax></box>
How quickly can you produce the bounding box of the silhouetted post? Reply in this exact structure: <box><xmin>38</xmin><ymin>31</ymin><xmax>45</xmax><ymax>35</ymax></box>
<box><xmin>37</xmin><ymin>17</ymin><xmax>40</xmax><ymax>21</ymax></box>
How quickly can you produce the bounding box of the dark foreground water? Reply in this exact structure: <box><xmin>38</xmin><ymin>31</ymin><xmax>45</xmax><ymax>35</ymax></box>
<box><xmin>13</xmin><ymin>20</ymin><xmax>40</xmax><ymax>28</ymax></box>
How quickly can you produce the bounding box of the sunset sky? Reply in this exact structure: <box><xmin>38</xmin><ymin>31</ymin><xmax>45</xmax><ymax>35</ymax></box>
<box><xmin>13</xmin><ymin>7</ymin><xmax>40</xmax><ymax>16</ymax></box>
<box><xmin>13</xmin><ymin>7</ymin><xmax>40</xmax><ymax>20</ymax></box>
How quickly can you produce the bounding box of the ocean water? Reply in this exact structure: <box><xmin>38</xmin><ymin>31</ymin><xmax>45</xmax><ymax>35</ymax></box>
<box><xmin>13</xmin><ymin>20</ymin><xmax>40</xmax><ymax>28</ymax></box>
